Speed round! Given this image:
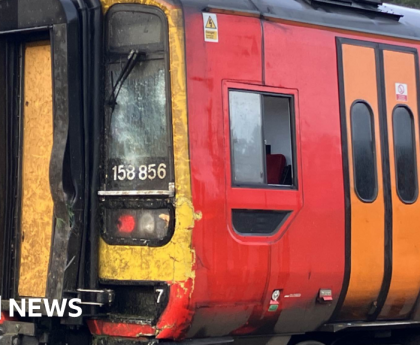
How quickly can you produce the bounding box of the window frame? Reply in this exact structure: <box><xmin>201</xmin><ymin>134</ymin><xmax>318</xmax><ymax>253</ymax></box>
<box><xmin>228</xmin><ymin>89</ymin><xmax>298</xmax><ymax>190</ymax></box>
<box><xmin>350</xmin><ymin>99</ymin><xmax>379</xmax><ymax>203</ymax></box>
<box><xmin>392</xmin><ymin>104</ymin><xmax>419</xmax><ymax>204</ymax></box>
<box><xmin>102</xmin><ymin>4</ymin><xmax>175</xmax><ymax>194</ymax></box>
<box><xmin>223</xmin><ymin>81</ymin><xmax>303</xmax><ymax>244</ymax></box>
<box><xmin>106</xmin><ymin>6</ymin><xmax>165</xmax><ymax>55</ymax></box>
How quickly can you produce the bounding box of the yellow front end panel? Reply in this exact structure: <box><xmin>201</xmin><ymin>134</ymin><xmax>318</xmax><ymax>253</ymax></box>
<box><xmin>19</xmin><ymin>42</ymin><xmax>54</xmax><ymax>297</ymax></box>
<box><xmin>99</xmin><ymin>0</ymin><xmax>196</xmax><ymax>283</ymax></box>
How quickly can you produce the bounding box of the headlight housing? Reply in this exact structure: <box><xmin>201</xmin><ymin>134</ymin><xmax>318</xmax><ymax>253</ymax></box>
<box><xmin>103</xmin><ymin>207</ymin><xmax>173</xmax><ymax>245</ymax></box>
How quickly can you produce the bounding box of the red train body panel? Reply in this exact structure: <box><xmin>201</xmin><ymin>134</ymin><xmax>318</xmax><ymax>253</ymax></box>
<box><xmin>185</xmin><ymin>11</ymin><xmax>346</xmax><ymax>336</ymax></box>
<box><xmin>182</xmin><ymin>2</ymin><xmax>420</xmax><ymax>338</ymax></box>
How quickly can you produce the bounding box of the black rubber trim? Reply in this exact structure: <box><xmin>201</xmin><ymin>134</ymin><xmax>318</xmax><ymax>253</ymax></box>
<box><xmin>330</xmin><ymin>37</ymin><xmax>352</xmax><ymax>321</ymax></box>
<box><xmin>369</xmin><ymin>45</ymin><xmax>393</xmax><ymax>321</ymax></box>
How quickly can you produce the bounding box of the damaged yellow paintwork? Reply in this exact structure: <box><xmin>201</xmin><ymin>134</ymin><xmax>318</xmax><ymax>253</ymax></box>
<box><xmin>19</xmin><ymin>42</ymin><xmax>54</xmax><ymax>297</ymax></box>
<box><xmin>99</xmin><ymin>0</ymin><xmax>196</xmax><ymax>282</ymax></box>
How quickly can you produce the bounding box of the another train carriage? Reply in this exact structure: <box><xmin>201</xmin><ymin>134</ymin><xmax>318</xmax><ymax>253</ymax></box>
<box><xmin>2</xmin><ymin>0</ymin><xmax>420</xmax><ymax>344</ymax></box>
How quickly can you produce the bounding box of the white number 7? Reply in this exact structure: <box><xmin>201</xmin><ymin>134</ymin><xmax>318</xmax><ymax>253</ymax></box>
<box><xmin>156</xmin><ymin>289</ymin><xmax>164</xmax><ymax>304</ymax></box>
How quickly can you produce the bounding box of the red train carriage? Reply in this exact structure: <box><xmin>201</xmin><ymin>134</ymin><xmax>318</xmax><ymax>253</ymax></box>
<box><xmin>1</xmin><ymin>0</ymin><xmax>420</xmax><ymax>344</ymax></box>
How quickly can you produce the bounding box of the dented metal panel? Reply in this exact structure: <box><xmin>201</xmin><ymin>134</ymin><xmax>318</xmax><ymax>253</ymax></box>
<box><xmin>19</xmin><ymin>41</ymin><xmax>54</xmax><ymax>297</ymax></box>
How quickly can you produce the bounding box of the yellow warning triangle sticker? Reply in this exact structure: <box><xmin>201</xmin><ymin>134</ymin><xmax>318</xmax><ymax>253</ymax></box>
<box><xmin>205</xmin><ymin>16</ymin><xmax>217</xmax><ymax>29</ymax></box>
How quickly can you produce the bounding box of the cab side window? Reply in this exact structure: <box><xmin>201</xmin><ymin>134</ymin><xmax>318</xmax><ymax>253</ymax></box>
<box><xmin>229</xmin><ymin>90</ymin><xmax>296</xmax><ymax>187</ymax></box>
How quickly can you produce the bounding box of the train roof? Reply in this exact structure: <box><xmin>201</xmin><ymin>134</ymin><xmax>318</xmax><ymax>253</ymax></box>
<box><xmin>181</xmin><ymin>0</ymin><xmax>420</xmax><ymax>42</ymax></box>
<box><xmin>1</xmin><ymin>0</ymin><xmax>419</xmax><ymax>43</ymax></box>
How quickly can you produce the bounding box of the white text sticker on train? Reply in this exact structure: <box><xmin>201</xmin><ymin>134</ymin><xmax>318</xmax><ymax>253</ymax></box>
<box><xmin>395</xmin><ymin>83</ymin><xmax>408</xmax><ymax>102</ymax></box>
<box><xmin>203</xmin><ymin>13</ymin><xmax>218</xmax><ymax>43</ymax></box>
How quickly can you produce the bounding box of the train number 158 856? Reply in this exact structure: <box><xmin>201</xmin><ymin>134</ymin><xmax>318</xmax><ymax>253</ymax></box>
<box><xmin>112</xmin><ymin>164</ymin><xmax>167</xmax><ymax>181</ymax></box>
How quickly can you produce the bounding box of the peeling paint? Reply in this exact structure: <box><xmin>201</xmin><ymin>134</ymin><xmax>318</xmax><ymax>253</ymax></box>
<box><xmin>88</xmin><ymin>320</ymin><xmax>156</xmax><ymax>338</ymax></box>
<box><xmin>156</xmin><ymin>279</ymin><xmax>195</xmax><ymax>339</ymax></box>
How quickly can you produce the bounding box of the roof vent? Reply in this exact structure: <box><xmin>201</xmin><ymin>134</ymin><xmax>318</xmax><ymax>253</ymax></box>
<box><xmin>304</xmin><ymin>0</ymin><xmax>402</xmax><ymax>20</ymax></box>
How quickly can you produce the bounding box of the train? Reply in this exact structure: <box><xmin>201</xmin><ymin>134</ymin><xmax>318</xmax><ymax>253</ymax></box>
<box><xmin>1</xmin><ymin>0</ymin><xmax>420</xmax><ymax>344</ymax></box>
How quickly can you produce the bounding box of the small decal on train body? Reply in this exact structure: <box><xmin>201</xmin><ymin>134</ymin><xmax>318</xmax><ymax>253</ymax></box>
<box><xmin>268</xmin><ymin>302</ymin><xmax>279</xmax><ymax>312</ymax></box>
<box><xmin>272</xmin><ymin>290</ymin><xmax>281</xmax><ymax>301</ymax></box>
<box><xmin>396</xmin><ymin>83</ymin><xmax>408</xmax><ymax>101</ymax></box>
<box><xmin>284</xmin><ymin>293</ymin><xmax>302</xmax><ymax>298</ymax></box>
<box><xmin>203</xmin><ymin>13</ymin><xmax>218</xmax><ymax>43</ymax></box>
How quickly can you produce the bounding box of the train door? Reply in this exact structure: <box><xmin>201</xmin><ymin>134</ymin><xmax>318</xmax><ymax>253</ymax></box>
<box><xmin>223</xmin><ymin>82</ymin><xmax>303</xmax><ymax>246</ymax></box>
<box><xmin>0</xmin><ymin>1</ymin><xmax>86</xmax><ymax>305</ymax></box>
<box><xmin>334</xmin><ymin>38</ymin><xmax>420</xmax><ymax>321</ymax></box>
<box><xmin>221</xmin><ymin>82</ymin><xmax>304</xmax><ymax>330</ymax></box>
<box><xmin>378</xmin><ymin>46</ymin><xmax>420</xmax><ymax>320</ymax></box>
